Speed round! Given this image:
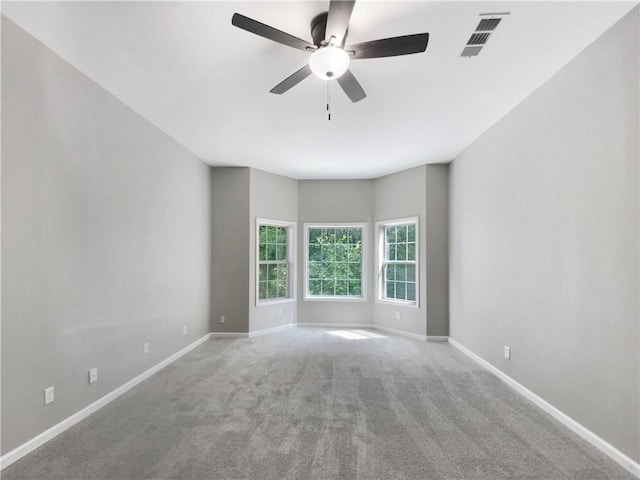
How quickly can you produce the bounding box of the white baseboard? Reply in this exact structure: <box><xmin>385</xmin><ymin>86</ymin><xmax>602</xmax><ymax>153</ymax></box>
<box><xmin>426</xmin><ymin>335</ymin><xmax>449</xmax><ymax>342</ymax></box>
<box><xmin>210</xmin><ymin>332</ymin><xmax>249</xmax><ymax>338</ymax></box>
<box><xmin>448</xmin><ymin>337</ymin><xmax>640</xmax><ymax>479</ymax></box>
<box><xmin>373</xmin><ymin>325</ymin><xmax>427</xmax><ymax>342</ymax></box>
<box><xmin>0</xmin><ymin>333</ymin><xmax>212</xmax><ymax>471</ymax></box>
<box><xmin>296</xmin><ymin>322</ymin><xmax>373</xmax><ymax>329</ymax></box>
<box><xmin>249</xmin><ymin>323</ymin><xmax>292</xmax><ymax>337</ymax></box>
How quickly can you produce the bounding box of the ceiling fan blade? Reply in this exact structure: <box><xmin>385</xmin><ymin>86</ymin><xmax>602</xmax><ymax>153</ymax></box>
<box><xmin>325</xmin><ymin>0</ymin><xmax>356</xmax><ymax>45</ymax></box>
<box><xmin>337</xmin><ymin>69</ymin><xmax>366</xmax><ymax>103</ymax></box>
<box><xmin>270</xmin><ymin>65</ymin><xmax>313</xmax><ymax>94</ymax></box>
<box><xmin>345</xmin><ymin>33</ymin><xmax>429</xmax><ymax>59</ymax></box>
<box><xmin>232</xmin><ymin>13</ymin><xmax>315</xmax><ymax>52</ymax></box>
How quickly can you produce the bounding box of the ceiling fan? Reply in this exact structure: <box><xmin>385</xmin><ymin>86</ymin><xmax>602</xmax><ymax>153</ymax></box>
<box><xmin>232</xmin><ymin>1</ymin><xmax>429</xmax><ymax>103</ymax></box>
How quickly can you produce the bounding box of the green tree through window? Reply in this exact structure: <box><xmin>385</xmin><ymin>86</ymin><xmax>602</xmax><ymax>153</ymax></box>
<box><xmin>258</xmin><ymin>225</ymin><xmax>289</xmax><ymax>300</ymax></box>
<box><xmin>306</xmin><ymin>226</ymin><xmax>364</xmax><ymax>298</ymax></box>
<box><xmin>383</xmin><ymin>222</ymin><xmax>416</xmax><ymax>302</ymax></box>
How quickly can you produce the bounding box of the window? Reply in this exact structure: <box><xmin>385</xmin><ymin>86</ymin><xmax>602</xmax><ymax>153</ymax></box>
<box><xmin>378</xmin><ymin>218</ymin><xmax>418</xmax><ymax>305</ymax></box>
<box><xmin>304</xmin><ymin>224</ymin><xmax>366</xmax><ymax>300</ymax></box>
<box><xmin>256</xmin><ymin>219</ymin><xmax>295</xmax><ymax>305</ymax></box>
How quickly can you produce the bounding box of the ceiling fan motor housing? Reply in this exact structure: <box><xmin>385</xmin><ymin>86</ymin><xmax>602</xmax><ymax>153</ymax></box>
<box><xmin>311</xmin><ymin>12</ymin><xmax>328</xmax><ymax>46</ymax></box>
<box><xmin>311</xmin><ymin>11</ymin><xmax>349</xmax><ymax>47</ymax></box>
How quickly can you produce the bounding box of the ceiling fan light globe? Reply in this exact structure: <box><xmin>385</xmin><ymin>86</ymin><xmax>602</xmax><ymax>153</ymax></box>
<box><xmin>309</xmin><ymin>46</ymin><xmax>350</xmax><ymax>80</ymax></box>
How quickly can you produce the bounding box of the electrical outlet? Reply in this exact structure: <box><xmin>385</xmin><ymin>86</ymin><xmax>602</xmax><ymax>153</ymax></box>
<box><xmin>182</xmin><ymin>325</ymin><xmax>188</xmax><ymax>336</ymax></box>
<box><xmin>89</xmin><ymin>367</ymin><xmax>98</xmax><ymax>384</ymax></box>
<box><xmin>395</xmin><ymin>311</ymin><xmax>401</xmax><ymax>320</ymax></box>
<box><xmin>220</xmin><ymin>315</ymin><xmax>225</xmax><ymax>324</ymax></box>
<box><xmin>504</xmin><ymin>346</ymin><xmax>511</xmax><ymax>359</ymax></box>
<box><xmin>143</xmin><ymin>342</ymin><xmax>150</xmax><ymax>354</ymax></box>
<box><xmin>44</xmin><ymin>386</ymin><xmax>55</xmax><ymax>404</ymax></box>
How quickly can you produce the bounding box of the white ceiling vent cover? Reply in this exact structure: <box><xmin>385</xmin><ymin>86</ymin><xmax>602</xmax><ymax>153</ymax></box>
<box><xmin>461</xmin><ymin>13</ymin><xmax>509</xmax><ymax>57</ymax></box>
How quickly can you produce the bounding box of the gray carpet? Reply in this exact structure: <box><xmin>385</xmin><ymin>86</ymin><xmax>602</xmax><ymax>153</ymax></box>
<box><xmin>2</xmin><ymin>327</ymin><xmax>635</xmax><ymax>480</ymax></box>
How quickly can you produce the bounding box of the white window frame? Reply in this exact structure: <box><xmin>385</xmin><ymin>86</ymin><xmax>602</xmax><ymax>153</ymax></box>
<box><xmin>376</xmin><ymin>216</ymin><xmax>419</xmax><ymax>308</ymax></box>
<box><xmin>303</xmin><ymin>222</ymin><xmax>367</xmax><ymax>302</ymax></box>
<box><xmin>256</xmin><ymin>218</ymin><xmax>296</xmax><ymax>306</ymax></box>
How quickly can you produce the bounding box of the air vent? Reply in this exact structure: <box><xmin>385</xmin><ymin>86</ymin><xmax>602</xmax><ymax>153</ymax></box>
<box><xmin>467</xmin><ymin>32</ymin><xmax>491</xmax><ymax>45</ymax></box>
<box><xmin>460</xmin><ymin>12</ymin><xmax>509</xmax><ymax>58</ymax></box>
<box><xmin>461</xmin><ymin>46</ymin><xmax>482</xmax><ymax>57</ymax></box>
<box><xmin>476</xmin><ymin>18</ymin><xmax>501</xmax><ymax>32</ymax></box>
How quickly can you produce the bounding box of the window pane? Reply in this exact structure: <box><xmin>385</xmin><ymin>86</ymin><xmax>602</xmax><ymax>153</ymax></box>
<box><xmin>407</xmin><ymin>243</ymin><xmax>416</xmax><ymax>261</ymax></box>
<box><xmin>321</xmin><ymin>244</ymin><xmax>335</xmax><ymax>261</ymax></box>
<box><xmin>258</xmin><ymin>264</ymin><xmax>267</xmax><ymax>282</ymax></box>
<box><xmin>267</xmin><ymin>264</ymin><xmax>277</xmax><ymax>281</ymax></box>
<box><xmin>259</xmin><ymin>244</ymin><xmax>266</xmax><ymax>261</ymax></box>
<box><xmin>309</xmin><ymin>228</ymin><xmax>321</xmax><ymax>245</ymax></box>
<box><xmin>407</xmin><ymin>265</ymin><xmax>415</xmax><ymax>282</ymax></box>
<box><xmin>386</xmin><ymin>281</ymin><xmax>395</xmax><ymax>298</ymax></box>
<box><xmin>321</xmin><ymin>280</ymin><xmax>335</xmax><ymax>296</ymax></box>
<box><xmin>347</xmin><ymin>245</ymin><xmax>361</xmax><ymax>263</ymax></box>
<box><xmin>348</xmin><ymin>262</ymin><xmax>361</xmax><ymax>280</ymax></box>
<box><xmin>320</xmin><ymin>262</ymin><xmax>335</xmax><ymax>279</ymax></box>
<box><xmin>308</xmin><ymin>280</ymin><xmax>322</xmax><ymax>295</ymax></box>
<box><xmin>276</xmin><ymin>245</ymin><xmax>286</xmax><ymax>261</ymax></box>
<box><xmin>407</xmin><ymin>283</ymin><xmax>416</xmax><ymax>301</ymax></box>
<box><xmin>307</xmin><ymin>225</ymin><xmax>363</xmax><ymax>298</ymax></box>
<box><xmin>386</xmin><ymin>244</ymin><xmax>396</xmax><ymax>261</ymax></box>
<box><xmin>396</xmin><ymin>282</ymin><xmax>406</xmax><ymax>300</ymax></box>
<box><xmin>398</xmin><ymin>226</ymin><xmax>407</xmax><ymax>242</ymax></box>
<box><xmin>266</xmin><ymin>226</ymin><xmax>277</xmax><ymax>242</ymax></box>
<box><xmin>348</xmin><ymin>281</ymin><xmax>361</xmax><ymax>296</ymax></box>
<box><xmin>335</xmin><ymin>280</ymin><xmax>348</xmax><ymax>296</ymax></box>
<box><xmin>276</xmin><ymin>227</ymin><xmax>287</xmax><ymax>244</ymax></box>
<box><xmin>273</xmin><ymin>282</ymin><xmax>281</xmax><ymax>299</ymax></box>
<box><xmin>386</xmin><ymin>264</ymin><xmax>396</xmax><ymax>281</ymax></box>
<box><xmin>309</xmin><ymin>245</ymin><xmax>321</xmax><ymax>262</ymax></box>
<box><xmin>407</xmin><ymin>224</ymin><xmax>415</xmax><ymax>242</ymax></box>
<box><xmin>335</xmin><ymin>244</ymin><xmax>348</xmax><ymax>262</ymax></box>
<box><xmin>259</xmin><ymin>281</ymin><xmax>267</xmax><ymax>299</ymax></box>
<box><xmin>266</xmin><ymin>244</ymin><xmax>276</xmax><ymax>261</ymax></box>
<box><xmin>334</xmin><ymin>262</ymin><xmax>348</xmax><ymax>280</ymax></box>
<box><xmin>396</xmin><ymin>265</ymin><xmax>406</xmax><ymax>282</ymax></box>
<box><xmin>386</xmin><ymin>226</ymin><xmax>396</xmax><ymax>243</ymax></box>
<box><xmin>276</xmin><ymin>264</ymin><xmax>287</xmax><ymax>281</ymax></box>
<box><xmin>308</xmin><ymin>262</ymin><xmax>322</xmax><ymax>280</ymax></box>
<box><xmin>259</xmin><ymin>226</ymin><xmax>267</xmax><ymax>244</ymax></box>
<box><xmin>396</xmin><ymin>244</ymin><xmax>407</xmax><ymax>261</ymax></box>
<box><xmin>277</xmin><ymin>282</ymin><xmax>287</xmax><ymax>298</ymax></box>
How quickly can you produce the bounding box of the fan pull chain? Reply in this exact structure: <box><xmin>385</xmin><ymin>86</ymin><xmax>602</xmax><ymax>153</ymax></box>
<box><xmin>327</xmin><ymin>81</ymin><xmax>331</xmax><ymax>121</ymax></box>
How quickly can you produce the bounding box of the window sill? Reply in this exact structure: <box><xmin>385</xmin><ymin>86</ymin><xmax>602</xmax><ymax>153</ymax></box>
<box><xmin>375</xmin><ymin>298</ymin><xmax>419</xmax><ymax>309</ymax></box>
<box><xmin>304</xmin><ymin>296</ymin><xmax>367</xmax><ymax>303</ymax></box>
<box><xmin>256</xmin><ymin>298</ymin><xmax>296</xmax><ymax>307</ymax></box>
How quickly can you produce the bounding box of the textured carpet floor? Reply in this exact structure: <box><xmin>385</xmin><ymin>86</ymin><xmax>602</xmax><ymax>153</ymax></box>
<box><xmin>2</xmin><ymin>327</ymin><xmax>635</xmax><ymax>480</ymax></box>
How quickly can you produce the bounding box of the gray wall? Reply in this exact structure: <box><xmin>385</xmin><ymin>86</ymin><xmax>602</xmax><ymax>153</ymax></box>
<box><xmin>425</xmin><ymin>165</ymin><xmax>449</xmax><ymax>336</ymax></box>
<box><xmin>449</xmin><ymin>7</ymin><xmax>639</xmax><ymax>461</ymax></box>
<box><xmin>211</xmin><ymin>168</ymin><xmax>250</xmax><ymax>333</ymax></box>
<box><xmin>373</xmin><ymin>166</ymin><xmax>428</xmax><ymax>337</ymax></box>
<box><xmin>1</xmin><ymin>17</ymin><xmax>212</xmax><ymax>455</ymax></box>
<box><xmin>249</xmin><ymin>169</ymin><xmax>298</xmax><ymax>333</ymax></box>
<box><xmin>297</xmin><ymin>180</ymin><xmax>375</xmax><ymax>326</ymax></box>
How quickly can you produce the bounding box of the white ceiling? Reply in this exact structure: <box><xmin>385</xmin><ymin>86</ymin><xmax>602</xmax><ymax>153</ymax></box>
<box><xmin>2</xmin><ymin>1</ymin><xmax>637</xmax><ymax>179</ymax></box>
